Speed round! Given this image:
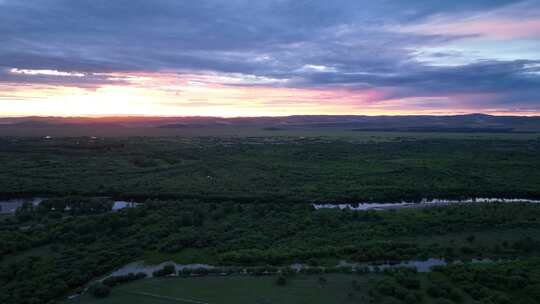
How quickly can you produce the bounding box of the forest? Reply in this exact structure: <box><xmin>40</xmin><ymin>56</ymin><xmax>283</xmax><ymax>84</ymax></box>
<box><xmin>3</xmin><ymin>198</ymin><xmax>540</xmax><ymax>303</ymax></box>
<box><xmin>1</xmin><ymin>135</ymin><xmax>540</xmax><ymax>202</ymax></box>
<box><xmin>1</xmin><ymin>134</ymin><xmax>540</xmax><ymax>303</ymax></box>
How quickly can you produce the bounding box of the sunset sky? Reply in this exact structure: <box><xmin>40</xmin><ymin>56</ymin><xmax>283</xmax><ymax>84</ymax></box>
<box><xmin>1</xmin><ymin>0</ymin><xmax>539</xmax><ymax>117</ymax></box>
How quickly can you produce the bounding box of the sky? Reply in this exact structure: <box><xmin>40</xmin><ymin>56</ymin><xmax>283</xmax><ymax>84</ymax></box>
<box><xmin>0</xmin><ymin>0</ymin><xmax>539</xmax><ymax>117</ymax></box>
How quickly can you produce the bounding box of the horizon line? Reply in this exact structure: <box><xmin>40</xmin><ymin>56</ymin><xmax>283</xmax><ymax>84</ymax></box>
<box><xmin>2</xmin><ymin>112</ymin><xmax>540</xmax><ymax>119</ymax></box>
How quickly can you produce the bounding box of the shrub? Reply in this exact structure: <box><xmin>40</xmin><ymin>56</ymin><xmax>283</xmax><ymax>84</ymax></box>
<box><xmin>448</xmin><ymin>288</ymin><xmax>463</xmax><ymax>302</ymax></box>
<box><xmin>152</xmin><ymin>264</ymin><xmax>176</xmax><ymax>277</ymax></box>
<box><xmin>427</xmin><ymin>284</ymin><xmax>448</xmax><ymax>298</ymax></box>
<box><xmin>281</xmin><ymin>267</ymin><xmax>296</xmax><ymax>277</ymax></box>
<box><xmin>395</xmin><ymin>274</ymin><xmax>420</xmax><ymax>289</ymax></box>
<box><xmin>276</xmin><ymin>275</ymin><xmax>287</xmax><ymax>286</ymax></box>
<box><xmin>102</xmin><ymin>272</ymin><xmax>147</xmax><ymax>287</ymax></box>
<box><xmin>88</xmin><ymin>282</ymin><xmax>111</xmax><ymax>298</ymax></box>
<box><xmin>524</xmin><ymin>284</ymin><xmax>540</xmax><ymax>301</ymax></box>
<box><xmin>404</xmin><ymin>292</ymin><xmax>422</xmax><ymax>304</ymax></box>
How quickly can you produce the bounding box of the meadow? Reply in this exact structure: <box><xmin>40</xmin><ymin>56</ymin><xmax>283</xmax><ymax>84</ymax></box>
<box><xmin>74</xmin><ymin>258</ymin><xmax>540</xmax><ymax>304</ymax></box>
<box><xmin>76</xmin><ymin>274</ymin><xmax>371</xmax><ymax>304</ymax></box>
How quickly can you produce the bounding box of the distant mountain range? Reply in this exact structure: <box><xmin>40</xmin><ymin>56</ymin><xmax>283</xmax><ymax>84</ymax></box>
<box><xmin>1</xmin><ymin>114</ymin><xmax>539</xmax><ymax>134</ymax></box>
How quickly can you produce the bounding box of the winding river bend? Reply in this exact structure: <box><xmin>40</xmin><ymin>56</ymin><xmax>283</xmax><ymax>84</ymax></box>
<box><xmin>107</xmin><ymin>258</ymin><xmax>496</xmax><ymax>279</ymax></box>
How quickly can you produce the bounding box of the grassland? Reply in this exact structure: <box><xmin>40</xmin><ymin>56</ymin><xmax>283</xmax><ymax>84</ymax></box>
<box><xmin>2</xmin><ymin>123</ymin><xmax>540</xmax><ymax>138</ymax></box>
<box><xmin>76</xmin><ymin>274</ymin><xmax>371</xmax><ymax>304</ymax></box>
<box><xmin>75</xmin><ymin>257</ymin><xmax>540</xmax><ymax>304</ymax></box>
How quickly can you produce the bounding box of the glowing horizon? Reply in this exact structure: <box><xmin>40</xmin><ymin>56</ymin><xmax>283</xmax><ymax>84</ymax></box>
<box><xmin>2</xmin><ymin>69</ymin><xmax>539</xmax><ymax>117</ymax></box>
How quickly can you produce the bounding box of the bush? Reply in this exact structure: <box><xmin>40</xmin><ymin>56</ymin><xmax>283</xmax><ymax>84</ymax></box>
<box><xmin>491</xmin><ymin>294</ymin><xmax>511</xmax><ymax>304</ymax></box>
<box><xmin>88</xmin><ymin>282</ymin><xmax>111</xmax><ymax>298</ymax></box>
<box><xmin>191</xmin><ymin>267</ymin><xmax>209</xmax><ymax>276</ymax></box>
<box><xmin>524</xmin><ymin>284</ymin><xmax>540</xmax><ymax>301</ymax></box>
<box><xmin>276</xmin><ymin>275</ymin><xmax>287</xmax><ymax>286</ymax></box>
<box><xmin>152</xmin><ymin>264</ymin><xmax>176</xmax><ymax>277</ymax></box>
<box><xmin>395</xmin><ymin>273</ymin><xmax>420</xmax><ymax>289</ymax></box>
<box><xmin>427</xmin><ymin>285</ymin><xmax>445</xmax><ymax>298</ymax></box>
<box><xmin>448</xmin><ymin>288</ymin><xmax>463</xmax><ymax>302</ymax></box>
<box><xmin>394</xmin><ymin>286</ymin><xmax>409</xmax><ymax>300</ymax></box>
<box><xmin>404</xmin><ymin>292</ymin><xmax>422</xmax><ymax>304</ymax></box>
<box><xmin>301</xmin><ymin>267</ymin><xmax>324</xmax><ymax>275</ymax></box>
<box><xmin>281</xmin><ymin>267</ymin><xmax>296</xmax><ymax>277</ymax></box>
<box><xmin>102</xmin><ymin>272</ymin><xmax>147</xmax><ymax>287</ymax></box>
<box><xmin>376</xmin><ymin>278</ymin><xmax>398</xmax><ymax>296</ymax></box>
<box><xmin>465</xmin><ymin>285</ymin><xmax>490</xmax><ymax>301</ymax></box>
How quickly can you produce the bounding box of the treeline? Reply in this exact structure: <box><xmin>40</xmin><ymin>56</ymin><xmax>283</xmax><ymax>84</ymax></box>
<box><xmin>102</xmin><ymin>272</ymin><xmax>147</xmax><ymax>287</ymax></box>
<box><xmin>1</xmin><ymin>137</ymin><xmax>540</xmax><ymax>201</ymax></box>
<box><xmin>14</xmin><ymin>197</ymin><xmax>113</xmax><ymax>222</ymax></box>
<box><xmin>370</xmin><ymin>259</ymin><xmax>540</xmax><ymax>303</ymax></box>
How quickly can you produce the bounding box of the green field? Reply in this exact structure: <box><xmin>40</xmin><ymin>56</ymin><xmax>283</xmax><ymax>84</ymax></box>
<box><xmin>76</xmin><ymin>275</ymin><xmax>370</xmax><ymax>304</ymax></box>
<box><xmin>1</xmin><ymin>121</ymin><xmax>539</xmax><ymax>138</ymax></box>
<box><xmin>74</xmin><ymin>258</ymin><xmax>540</xmax><ymax>304</ymax></box>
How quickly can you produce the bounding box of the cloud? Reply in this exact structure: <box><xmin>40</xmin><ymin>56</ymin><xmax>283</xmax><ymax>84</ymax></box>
<box><xmin>0</xmin><ymin>0</ymin><xmax>539</xmax><ymax>114</ymax></box>
<box><xmin>9</xmin><ymin>69</ymin><xmax>85</xmax><ymax>77</ymax></box>
<box><xmin>0</xmin><ymin>68</ymin><xmax>128</xmax><ymax>89</ymax></box>
<box><xmin>395</xmin><ymin>0</ymin><xmax>540</xmax><ymax>40</ymax></box>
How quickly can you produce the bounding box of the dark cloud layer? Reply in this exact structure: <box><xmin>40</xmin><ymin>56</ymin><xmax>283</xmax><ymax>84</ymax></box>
<box><xmin>0</xmin><ymin>0</ymin><xmax>539</xmax><ymax>111</ymax></box>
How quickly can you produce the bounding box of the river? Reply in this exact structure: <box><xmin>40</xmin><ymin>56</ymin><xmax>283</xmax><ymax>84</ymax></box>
<box><xmin>0</xmin><ymin>198</ymin><xmax>137</xmax><ymax>214</ymax></box>
<box><xmin>106</xmin><ymin>257</ymin><xmax>495</xmax><ymax>278</ymax></box>
<box><xmin>313</xmin><ymin>197</ymin><xmax>540</xmax><ymax>211</ymax></box>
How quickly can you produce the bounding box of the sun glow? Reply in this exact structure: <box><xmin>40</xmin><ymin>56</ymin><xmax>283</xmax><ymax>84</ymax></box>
<box><xmin>1</xmin><ymin>71</ymin><xmax>537</xmax><ymax>117</ymax></box>
<box><xmin>0</xmin><ymin>71</ymin><xmax>392</xmax><ymax>117</ymax></box>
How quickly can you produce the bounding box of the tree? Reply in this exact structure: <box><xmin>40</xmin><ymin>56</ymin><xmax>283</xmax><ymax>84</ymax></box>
<box><xmin>427</xmin><ymin>284</ymin><xmax>444</xmax><ymax>298</ymax></box>
<box><xmin>153</xmin><ymin>264</ymin><xmax>176</xmax><ymax>277</ymax></box>
<box><xmin>404</xmin><ymin>292</ymin><xmax>422</xmax><ymax>304</ymax></box>
<box><xmin>88</xmin><ymin>282</ymin><xmax>111</xmax><ymax>298</ymax></box>
<box><xmin>448</xmin><ymin>288</ymin><xmax>463</xmax><ymax>302</ymax></box>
